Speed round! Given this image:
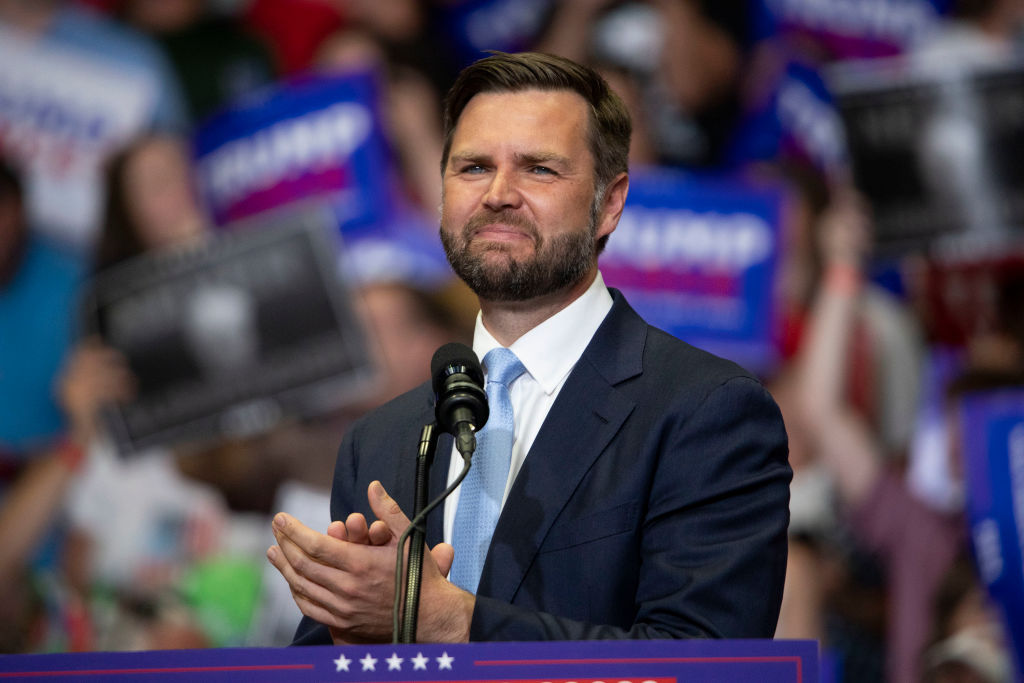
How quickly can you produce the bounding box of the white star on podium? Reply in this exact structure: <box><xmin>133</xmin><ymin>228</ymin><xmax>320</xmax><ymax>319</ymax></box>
<box><xmin>386</xmin><ymin>653</ymin><xmax>403</xmax><ymax>671</ymax></box>
<box><xmin>411</xmin><ymin>652</ymin><xmax>429</xmax><ymax>670</ymax></box>
<box><xmin>333</xmin><ymin>654</ymin><xmax>351</xmax><ymax>672</ymax></box>
<box><xmin>436</xmin><ymin>651</ymin><xmax>454</xmax><ymax>670</ymax></box>
<box><xmin>360</xmin><ymin>653</ymin><xmax>378</xmax><ymax>671</ymax></box>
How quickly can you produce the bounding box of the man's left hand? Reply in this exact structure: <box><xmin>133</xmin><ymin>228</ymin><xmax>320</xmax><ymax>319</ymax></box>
<box><xmin>268</xmin><ymin>480</ymin><xmax>475</xmax><ymax>643</ymax></box>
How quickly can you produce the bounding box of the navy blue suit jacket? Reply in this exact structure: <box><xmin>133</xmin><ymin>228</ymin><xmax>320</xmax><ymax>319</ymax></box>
<box><xmin>293</xmin><ymin>290</ymin><xmax>790</xmax><ymax>643</ymax></box>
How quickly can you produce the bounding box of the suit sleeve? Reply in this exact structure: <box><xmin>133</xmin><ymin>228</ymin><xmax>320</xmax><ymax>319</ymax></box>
<box><xmin>470</xmin><ymin>376</ymin><xmax>791</xmax><ymax>641</ymax></box>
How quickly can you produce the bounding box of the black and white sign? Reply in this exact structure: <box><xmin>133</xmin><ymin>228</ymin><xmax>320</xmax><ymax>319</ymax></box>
<box><xmin>830</xmin><ymin>58</ymin><xmax>1024</xmax><ymax>257</ymax></box>
<box><xmin>83</xmin><ymin>211</ymin><xmax>374</xmax><ymax>453</ymax></box>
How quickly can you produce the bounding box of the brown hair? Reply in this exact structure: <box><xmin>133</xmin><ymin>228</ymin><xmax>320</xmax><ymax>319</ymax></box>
<box><xmin>0</xmin><ymin>157</ymin><xmax>23</xmax><ymax>202</ymax></box>
<box><xmin>440</xmin><ymin>51</ymin><xmax>631</xmax><ymax>193</ymax></box>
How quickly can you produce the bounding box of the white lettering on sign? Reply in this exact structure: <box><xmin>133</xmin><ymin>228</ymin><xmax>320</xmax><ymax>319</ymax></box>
<box><xmin>1009</xmin><ymin>422</ymin><xmax>1024</xmax><ymax>565</ymax></box>
<box><xmin>607</xmin><ymin>208</ymin><xmax>774</xmax><ymax>272</ymax></box>
<box><xmin>465</xmin><ymin>0</ymin><xmax>549</xmax><ymax>51</ymax></box>
<box><xmin>777</xmin><ymin>77</ymin><xmax>846</xmax><ymax>171</ymax></box>
<box><xmin>766</xmin><ymin>0</ymin><xmax>939</xmax><ymax>45</ymax></box>
<box><xmin>198</xmin><ymin>103</ymin><xmax>371</xmax><ymax>209</ymax></box>
<box><xmin>973</xmin><ymin>518</ymin><xmax>1003</xmax><ymax>585</ymax></box>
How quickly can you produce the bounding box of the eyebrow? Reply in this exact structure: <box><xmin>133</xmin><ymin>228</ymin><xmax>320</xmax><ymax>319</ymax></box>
<box><xmin>448</xmin><ymin>151</ymin><xmax>573</xmax><ymax>168</ymax></box>
<box><xmin>517</xmin><ymin>152</ymin><xmax>572</xmax><ymax>168</ymax></box>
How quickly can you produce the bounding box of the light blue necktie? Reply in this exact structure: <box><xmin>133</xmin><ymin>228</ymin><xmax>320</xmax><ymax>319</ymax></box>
<box><xmin>450</xmin><ymin>347</ymin><xmax>525</xmax><ymax>593</ymax></box>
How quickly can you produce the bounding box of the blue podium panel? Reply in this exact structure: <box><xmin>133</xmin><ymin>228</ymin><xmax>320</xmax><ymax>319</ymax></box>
<box><xmin>0</xmin><ymin>640</ymin><xmax>817</xmax><ymax>682</ymax></box>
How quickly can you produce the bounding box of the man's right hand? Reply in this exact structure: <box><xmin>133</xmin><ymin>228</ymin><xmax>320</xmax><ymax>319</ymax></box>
<box><xmin>268</xmin><ymin>481</ymin><xmax>472</xmax><ymax>645</ymax></box>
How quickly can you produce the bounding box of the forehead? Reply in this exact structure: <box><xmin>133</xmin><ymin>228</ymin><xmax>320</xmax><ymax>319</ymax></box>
<box><xmin>449</xmin><ymin>89</ymin><xmax>592</xmax><ymax>159</ymax></box>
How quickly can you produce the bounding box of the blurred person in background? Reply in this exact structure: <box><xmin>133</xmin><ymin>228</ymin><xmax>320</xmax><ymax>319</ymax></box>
<box><xmin>311</xmin><ymin>0</ymin><xmax>472</xmax><ymax>220</ymax></box>
<box><xmin>0</xmin><ymin>0</ymin><xmax>185</xmax><ymax>129</ymax></box>
<box><xmin>0</xmin><ymin>0</ymin><xmax>187</xmax><ymax>250</ymax></box>
<box><xmin>350</xmin><ymin>279</ymin><xmax>474</xmax><ymax>412</ymax></box>
<box><xmin>0</xmin><ymin>158</ymin><xmax>85</xmax><ymax>467</ymax></box>
<box><xmin>772</xmin><ymin>165</ymin><xmax>923</xmax><ymax>450</ymax></box>
<box><xmin>0</xmin><ymin>143</ymin><xmax>211</xmax><ymax>651</ymax></box>
<box><xmin>93</xmin><ymin>134</ymin><xmax>207</xmax><ymax>270</ymax></box>
<box><xmin>245</xmin><ymin>0</ymin><xmax>458</xmax><ymax>91</ymax></box>
<box><xmin>790</xmin><ymin>185</ymin><xmax>1024</xmax><ymax>682</ymax></box>
<box><xmin>538</xmin><ymin>0</ymin><xmax>747</xmax><ymax>169</ymax></box>
<box><xmin>42</xmin><ymin>133</ymin><xmax>223</xmax><ymax>651</ymax></box>
<box><xmin>338</xmin><ymin>0</ymin><xmax>459</xmax><ymax>96</ymax></box>
<box><xmin>118</xmin><ymin>0</ymin><xmax>277</xmax><ymax>126</ymax></box>
<box><xmin>243</xmin><ymin>0</ymin><xmax>345</xmax><ymax>75</ymax></box>
<box><xmin>770</xmin><ymin>173</ymin><xmax>916</xmax><ymax>681</ymax></box>
<box><xmin>315</xmin><ymin>27</ymin><xmax>447</xmax><ymax>220</ymax></box>
<box><xmin>0</xmin><ymin>156</ymin><xmax>99</xmax><ymax>652</ymax></box>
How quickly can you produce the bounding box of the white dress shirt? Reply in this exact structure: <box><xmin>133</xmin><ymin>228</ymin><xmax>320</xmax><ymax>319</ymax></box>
<box><xmin>443</xmin><ymin>271</ymin><xmax>614</xmax><ymax>544</ymax></box>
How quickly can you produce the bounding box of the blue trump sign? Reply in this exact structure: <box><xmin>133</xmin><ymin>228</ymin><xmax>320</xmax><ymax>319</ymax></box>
<box><xmin>194</xmin><ymin>70</ymin><xmax>394</xmax><ymax>235</ymax></box>
<box><xmin>602</xmin><ymin>167</ymin><xmax>785</xmax><ymax>375</ymax></box>
<box><xmin>961</xmin><ymin>390</ymin><xmax>1024</xmax><ymax>679</ymax></box>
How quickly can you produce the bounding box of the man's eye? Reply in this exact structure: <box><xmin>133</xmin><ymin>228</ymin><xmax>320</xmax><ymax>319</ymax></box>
<box><xmin>530</xmin><ymin>166</ymin><xmax>556</xmax><ymax>176</ymax></box>
<box><xmin>461</xmin><ymin>164</ymin><xmax>486</xmax><ymax>174</ymax></box>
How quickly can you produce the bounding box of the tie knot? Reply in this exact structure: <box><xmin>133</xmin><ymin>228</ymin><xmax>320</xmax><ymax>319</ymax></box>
<box><xmin>483</xmin><ymin>348</ymin><xmax>526</xmax><ymax>387</ymax></box>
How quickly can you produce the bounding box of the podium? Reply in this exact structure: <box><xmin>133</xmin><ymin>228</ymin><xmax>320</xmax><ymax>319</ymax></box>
<box><xmin>0</xmin><ymin>639</ymin><xmax>817</xmax><ymax>682</ymax></box>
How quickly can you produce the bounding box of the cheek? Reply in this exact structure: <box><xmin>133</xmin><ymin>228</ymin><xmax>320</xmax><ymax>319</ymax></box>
<box><xmin>438</xmin><ymin>216</ymin><xmax>462</xmax><ymax>248</ymax></box>
<box><xmin>441</xmin><ymin>179</ymin><xmax>474</xmax><ymax>210</ymax></box>
<box><xmin>439</xmin><ymin>193</ymin><xmax>480</xmax><ymax>242</ymax></box>
<box><xmin>540</xmin><ymin>193</ymin><xmax>594</xmax><ymax>234</ymax></box>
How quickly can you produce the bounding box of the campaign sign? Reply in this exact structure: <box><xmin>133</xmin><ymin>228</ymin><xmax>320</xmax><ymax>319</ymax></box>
<box><xmin>830</xmin><ymin>58</ymin><xmax>1024</xmax><ymax>257</ymax></box>
<box><xmin>438</xmin><ymin>0</ymin><xmax>554</xmax><ymax>67</ymax></box>
<box><xmin>194</xmin><ymin>70</ymin><xmax>393</xmax><ymax>234</ymax></box>
<box><xmin>961</xmin><ymin>390</ymin><xmax>1024</xmax><ymax>678</ymax></box>
<box><xmin>727</xmin><ymin>59</ymin><xmax>847</xmax><ymax>177</ymax></box>
<box><xmin>602</xmin><ymin>168</ymin><xmax>784</xmax><ymax>374</ymax></box>
<box><xmin>0</xmin><ymin>25</ymin><xmax>157</xmax><ymax>248</ymax></box>
<box><xmin>751</xmin><ymin>0</ymin><xmax>949</xmax><ymax>59</ymax></box>
<box><xmin>81</xmin><ymin>211</ymin><xmax>375</xmax><ymax>453</ymax></box>
<box><xmin>0</xmin><ymin>639</ymin><xmax>819</xmax><ymax>682</ymax></box>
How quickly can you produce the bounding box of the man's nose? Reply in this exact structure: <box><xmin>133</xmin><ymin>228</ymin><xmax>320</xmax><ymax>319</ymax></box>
<box><xmin>482</xmin><ymin>169</ymin><xmax>523</xmax><ymax>210</ymax></box>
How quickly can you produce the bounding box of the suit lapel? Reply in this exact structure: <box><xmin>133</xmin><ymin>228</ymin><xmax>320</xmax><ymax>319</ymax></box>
<box><xmin>478</xmin><ymin>292</ymin><xmax>647</xmax><ymax>603</ymax></box>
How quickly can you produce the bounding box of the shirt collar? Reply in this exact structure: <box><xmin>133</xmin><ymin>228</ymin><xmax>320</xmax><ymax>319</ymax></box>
<box><xmin>472</xmin><ymin>271</ymin><xmax>613</xmax><ymax>394</ymax></box>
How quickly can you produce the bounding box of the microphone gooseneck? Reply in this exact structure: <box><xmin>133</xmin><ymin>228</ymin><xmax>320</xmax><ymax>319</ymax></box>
<box><xmin>393</xmin><ymin>343</ymin><xmax>488</xmax><ymax>643</ymax></box>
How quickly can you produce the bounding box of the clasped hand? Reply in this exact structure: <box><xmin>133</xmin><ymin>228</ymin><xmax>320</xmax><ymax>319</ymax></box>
<box><xmin>267</xmin><ymin>480</ymin><xmax>474</xmax><ymax>643</ymax></box>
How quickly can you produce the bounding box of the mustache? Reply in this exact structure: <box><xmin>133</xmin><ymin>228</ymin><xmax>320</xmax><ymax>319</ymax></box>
<box><xmin>463</xmin><ymin>209</ymin><xmax>539</xmax><ymax>239</ymax></box>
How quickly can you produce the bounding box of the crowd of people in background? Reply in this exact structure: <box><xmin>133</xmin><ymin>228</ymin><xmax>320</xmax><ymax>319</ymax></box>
<box><xmin>2</xmin><ymin>1</ymin><xmax>1024</xmax><ymax>681</ymax></box>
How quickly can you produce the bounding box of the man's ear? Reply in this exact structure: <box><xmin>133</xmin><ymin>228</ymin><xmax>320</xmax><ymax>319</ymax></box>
<box><xmin>596</xmin><ymin>172</ymin><xmax>629</xmax><ymax>243</ymax></box>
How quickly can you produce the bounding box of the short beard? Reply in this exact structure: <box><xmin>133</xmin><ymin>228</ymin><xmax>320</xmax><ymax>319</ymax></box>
<box><xmin>440</xmin><ymin>193</ymin><xmax>603</xmax><ymax>302</ymax></box>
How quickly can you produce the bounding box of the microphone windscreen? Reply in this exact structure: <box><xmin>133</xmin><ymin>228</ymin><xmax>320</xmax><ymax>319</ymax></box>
<box><xmin>431</xmin><ymin>342</ymin><xmax>484</xmax><ymax>394</ymax></box>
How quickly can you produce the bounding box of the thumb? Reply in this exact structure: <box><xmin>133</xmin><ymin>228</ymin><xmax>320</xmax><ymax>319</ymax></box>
<box><xmin>430</xmin><ymin>542</ymin><xmax>454</xmax><ymax>577</ymax></box>
<box><xmin>366</xmin><ymin>480</ymin><xmax>412</xmax><ymax>536</ymax></box>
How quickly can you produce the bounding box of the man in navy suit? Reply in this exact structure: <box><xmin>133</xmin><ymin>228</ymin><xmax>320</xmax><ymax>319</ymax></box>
<box><xmin>268</xmin><ymin>51</ymin><xmax>790</xmax><ymax>644</ymax></box>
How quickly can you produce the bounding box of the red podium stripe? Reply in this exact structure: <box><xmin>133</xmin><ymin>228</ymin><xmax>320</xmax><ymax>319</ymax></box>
<box><xmin>475</xmin><ymin>655</ymin><xmax>803</xmax><ymax>682</ymax></box>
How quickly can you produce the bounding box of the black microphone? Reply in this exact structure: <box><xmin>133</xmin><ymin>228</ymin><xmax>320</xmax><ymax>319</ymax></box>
<box><xmin>431</xmin><ymin>343</ymin><xmax>488</xmax><ymax>460</ymax></box>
